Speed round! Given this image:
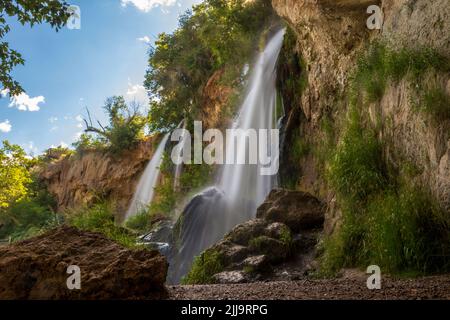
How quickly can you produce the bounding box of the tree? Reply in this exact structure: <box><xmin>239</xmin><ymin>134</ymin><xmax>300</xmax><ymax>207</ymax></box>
<box><xmin>0</xmin><ymin>0</ymin><xmax>70</xmax><ymax>95</ymax></box>
<box><xmin>0</xmin><ymin>140</ymin><xmax>32</xmax><ymax>208</ymax></box>
<box><xmin>82</xmin><ymin>96</ymin><xmax>146</xmax><ymax>155</ymax></box>
<box><xmin>144</xmin><ymin>0</ymin><xmax>274</xmax><ymax>132</ymax></box>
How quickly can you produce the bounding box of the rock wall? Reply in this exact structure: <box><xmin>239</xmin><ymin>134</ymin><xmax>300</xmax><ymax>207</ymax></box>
<box><xmin>272</xmin><ymin>0</ymin><xmax>450</xmax><ymax>233</ymax></box>
<box><xmin>39</xmin><ymin>137</ymin><xmax>159</xmax><ymax>216</ymax></box>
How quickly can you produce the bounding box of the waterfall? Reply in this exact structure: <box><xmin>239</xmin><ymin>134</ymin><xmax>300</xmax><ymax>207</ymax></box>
<box><xmin>125</xmin><ymin>133</ymin><xmax>170</xmax><ymax>220</ymax></box>
<box><xmin>173</xmin><ymin>120</ymin><xmax>188</xmax><ymax>191</ymax></box>
<box><xmin>168</xmin><ymin>28</ymin><xmax>286</xmax><ymax>283</ymax></box>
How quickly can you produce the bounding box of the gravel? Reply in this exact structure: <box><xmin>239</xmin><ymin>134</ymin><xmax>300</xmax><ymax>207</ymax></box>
<box><xmin>167</xmin><ymin>275</ymin><xmax>450</xmax><ymax>300</ymax></box>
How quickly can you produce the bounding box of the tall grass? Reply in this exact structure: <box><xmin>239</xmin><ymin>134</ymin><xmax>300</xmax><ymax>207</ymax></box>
<box><xmin>67</xmin><ymin>202</ymin><xmax>140</xmax><ymax>248</ymax></box>
<box><xmin>319</xmin><ymin>43</ymin><xmax>450</xmax><ymax>276</ymax></box>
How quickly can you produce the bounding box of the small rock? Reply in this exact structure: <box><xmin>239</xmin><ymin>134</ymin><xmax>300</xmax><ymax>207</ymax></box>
<box><xmin>242</xmin><ymin>255</ymin><xmax>269</xmax><ymax>271</ymax></box>
<box><xmin>212</xmin><ymin>271</ymin><xmax>246</xmax><ymax>284</ymax></box>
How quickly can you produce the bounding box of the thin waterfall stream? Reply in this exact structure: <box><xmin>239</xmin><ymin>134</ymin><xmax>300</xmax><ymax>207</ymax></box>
<box><xmin>125</xmin><ymin>133</ymin><xmax>170</xmax><ymax>220</ymax></box>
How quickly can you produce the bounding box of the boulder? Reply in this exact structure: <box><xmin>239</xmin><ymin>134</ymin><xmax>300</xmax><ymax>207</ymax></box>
<box><xmin>256</xmin><ymin>189</ymin><xmax>325</xmax><ymax>232</ymax></box>
<box><xmin>0</xmin><ymin>226</ymin><xmax>168</xmax><ymax>300</ymax></box>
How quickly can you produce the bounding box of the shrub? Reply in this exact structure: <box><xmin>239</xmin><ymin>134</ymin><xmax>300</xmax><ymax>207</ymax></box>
<box><xmin>125</xmin><ymin>211</ymin><xmax>153</xmax><ymax>233</ymax></box>
<box><xmin>67</xmin><ymin>202</ymin><xmax>139</xmax><ymax>248</ymax></box>
<box><xmin>182</xmin><ymin>249</ymin><xmax>224</xmax><ymax>284</ymax></box>
<box><xmin>0</xmin><ymin>197</ymin><xmax>59</xmax><ymax>241</ymax></box>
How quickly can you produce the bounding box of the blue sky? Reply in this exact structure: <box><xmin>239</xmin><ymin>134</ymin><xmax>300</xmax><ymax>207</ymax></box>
<box><xmin>0</xmin><ymin>0</ymin><xmax>202</xmax><ymax>155</ymax></box>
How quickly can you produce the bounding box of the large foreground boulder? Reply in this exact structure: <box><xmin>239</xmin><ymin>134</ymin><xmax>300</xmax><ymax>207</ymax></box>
<box><xmin>0</xmin><ymin>226</ymin><xmax>168</xmax><ymax>300</ymax></box>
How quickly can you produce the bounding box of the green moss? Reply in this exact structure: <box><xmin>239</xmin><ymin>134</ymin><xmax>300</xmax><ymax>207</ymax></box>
<box><xmin>279</xmin><ymin>225</ymin><xmax>293</xmax><ymax>247</ymax></box>
<box><xmin>248</xmin><ymin>236</ymin><xmax>266</xmax><ymax>251</ymax></box>
<box><xmin>182</xmin><ymin>249</ymin><xmax>224</xmax><ymax>284</ymax></box>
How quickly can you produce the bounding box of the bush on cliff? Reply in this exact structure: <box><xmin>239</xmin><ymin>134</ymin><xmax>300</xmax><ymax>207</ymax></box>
<box><xmin>75</xmin><ymin>96</ymin><xmax>146</xmax><ymax>155</ymax></box>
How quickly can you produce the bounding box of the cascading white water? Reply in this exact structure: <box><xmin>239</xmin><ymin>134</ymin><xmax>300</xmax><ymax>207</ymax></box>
<box><xmin>173</xmin><ymin>120</ymin><xmax>188</xmax><ymax>191</ymax></box>
<box><xmin>168</xmin><ymin>28</ymin><xmax>286</xmax><ymax>283</ymax></box>
<box><xmin>125</xmin><ymin>133</ymin><xmax>170</xmax><ymax>219</ymax></box>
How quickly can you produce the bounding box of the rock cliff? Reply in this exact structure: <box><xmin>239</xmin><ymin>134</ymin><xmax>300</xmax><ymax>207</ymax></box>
<box><xmin>273</xmin><ymin>0</ymin><xmax>450</xmax><ymax>233</ymax></box>
<box><xmin>39</xmin><ymin>137</ymin><xmax>159</xmax><ymax>217</ymax></box>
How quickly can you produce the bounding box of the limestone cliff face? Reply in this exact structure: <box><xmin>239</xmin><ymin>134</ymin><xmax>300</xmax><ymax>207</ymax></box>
<box><xmin>272</xmin><ymin>0</ymin><xmax>450</xmax><ymax>233</ymax></box>
<box><xmin>39</xmin><ymin>137</ymin><xmax>158</xmax><ymax>216</ymax></box>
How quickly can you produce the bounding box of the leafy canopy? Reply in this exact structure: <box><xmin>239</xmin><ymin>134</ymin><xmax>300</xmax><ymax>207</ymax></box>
<box><xmin>0</xmin><ymin>140</ymin><xmax>32</xmax><ymax>208</ymax></box>
<box><xmin>145</xmin><ymin>0</ymin><xmax>273</xmax><ymax>132</ymax></box>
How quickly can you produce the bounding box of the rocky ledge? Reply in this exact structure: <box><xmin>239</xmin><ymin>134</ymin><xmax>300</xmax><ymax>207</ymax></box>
<box><xmin>197</xmin><ymin>189</ymin><xmax>325</xmax><ymax>284</ymax></box>
<box><xmin>0</xmin><ymin>226</ymin><xmax>168</xmax><ymax>299</ymax></box>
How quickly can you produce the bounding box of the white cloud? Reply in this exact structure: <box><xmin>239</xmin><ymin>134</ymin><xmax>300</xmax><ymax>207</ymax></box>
<box><xmin>0</xmin><ymin>120</ymin><xmax>12</xmax><ymax>133</ymax></box>
<box><xmin>137</xmin><ymin>36</ymin><xmax>151</xmax><ymax>44</ymax></box>
<box><xmin>75</xmin><ymin>115</ymin><xmax>83</xmax><ymax>122</ymax></box>
<box><xmin>48</xmin><ymin>116</ymin><xmax>58</xmax><ymax>123</ymax></box>
<box><xmin>126</xmin><ymin>82</ymin><xmax>149</xmax><ymax>104</ymax></box>
<box><xmin>121</xmin><ymin>0</ymin><xmax>176</xmax><ymax>12</ymax></box>
<box><xmin>27</xmin><ymin>141</ymin><xmax>39</xmax><ymax>154</ymax></box>
<box><xmin>7</xmin><ymin>92</ymin><xmax>45</xmax><ymax>112</ymax></box>
<box><xmin>60</xmin><ymin>141</ymin><xmax>68</xmax><ymax>148</ymax></box>
<box><xmin>50</xmin><ymin>126</ymin><xmax>59</xmax><ymax>132</ymax></box>
<box><xmin>1</xmin><ymin>89</ymin><xmax>9</xmax><ymax>97</ymax></box>
<box><xmin>76</xmin><ymin>123</ymin><xmax>83</xmax><ymax>129</ymax></box>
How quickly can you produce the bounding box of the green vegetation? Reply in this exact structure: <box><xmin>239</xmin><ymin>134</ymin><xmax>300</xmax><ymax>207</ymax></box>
<box><xmin>0</xmin><ymin>0</ymin><xmax>70</xmax><ymax>95</ymax></box>
<box><xmin>145</xmin><ymin>0</ymin><xmax>274</xmax><ymax>132</ymax></box>
<box><xmin>77</xmin><ymin>96</ymin><xmax>146</xmax><ymax>155</ymax></box>
<box><xmin>352</xmin><ymin>42</ymin><xmax>450</xmax><ymax>120</ymax></box>
<box><xmin>124</xmin><ymin>211</ymin><xmax>155</xmax><ymax>233</ymax></box>
<box><xmin>66</xmin><ymin>202</ymin><xmax>140</xmax><ymax>248</ymax></box>
<box><xmin>0</xmin><ymin>141</ymin><xmax>32</xmax><ymax>208</ymax></box>
<box><xmin>327</xmin><ymin>109</ymin><xmax>386</xmax><ymax>204</ymax></box>
<box><xmin>182</xmin><ymin>249</ymin><xmax>224</xmax><ymax>284</ymax></box>
<box><xmin>0</xmin><ymin>141</ymin><xmax>60</xmax><ymax>241</ymax></box>
<box><xmin>318</xmin><ymin>43</ymin><xmax>450</xmax><ymax>276</ymax></box>
<box><xmin>146</xmin><ymin>151</ymin><xmax>213</xmax><ymax>220</ymax></box>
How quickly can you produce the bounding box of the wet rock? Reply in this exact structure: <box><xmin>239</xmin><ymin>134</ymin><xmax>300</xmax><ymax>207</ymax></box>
<box><xmin>212</xmin><ymin>271</ymin><xmax>246</xmax><ymax>284</ymax></box>
<box><xmin>264</xmin><ymin>222</ymin><xmax>291</xmax><ymax>240</ymax></box>
<box><xmin>0</xmin><ymin>226</ymin><xmax>168</xmax><ymax>300</ymax></box>
<box><xmin>248</xmin><ymin>236</ymin><xmax>289</xmax><ymax>263</ymax></box>
<box><xmin>225</xmin><ymin>219</ymin><xmax>267</xmax><ymax>245</ymax></box>
<box><xmin>215</xmin><ymin>241</ymin><xmax>249</xmax><ymax>264</ymax></box>
<box><xmin>242</xmin><ymin>255</ymin><xmax>269</xmax><ymax>272</ymax></box>
<box><xmin>256</xmin><ymin>189</ymin><xmax>325</xmax><ymax>232</ymax></box>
